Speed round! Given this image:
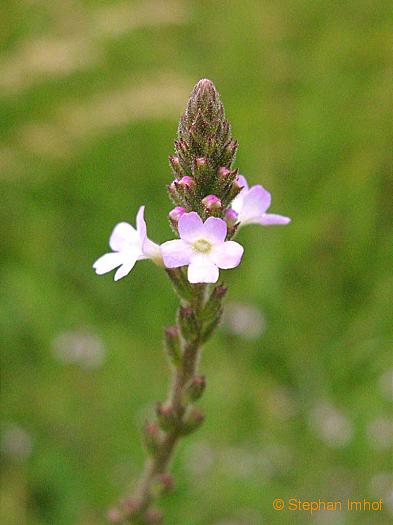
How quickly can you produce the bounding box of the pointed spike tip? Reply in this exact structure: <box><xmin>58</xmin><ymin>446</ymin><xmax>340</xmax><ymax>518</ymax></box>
<box><xmin>191</xmin><ymin>78</ymin><xmax>219</xmax><ymax>101</ymax></box>
<box><xmin>196</xmin><ymin>78</ymin><xmax>215</xmax><ymax>89</ymax></box>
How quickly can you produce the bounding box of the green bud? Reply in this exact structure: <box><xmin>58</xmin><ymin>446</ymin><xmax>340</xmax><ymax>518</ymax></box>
<box><xmin>184</xmin><ymin>375</ymin><xmax>206</xmax><ymax>402</ymax></box>
<box><xmin>220</xmin><ymin>139</ymin><xmax>238</xmax><ymax>167</ymax></box>
<box><xmin>201</xmin><ymin>307</ymin><xmax>223</xmax><ymax>343</ymax></box>
<box><xmin>202</xmin><ymin>284</ymin><xmax>227</xmax><ymax>321</ymax></box>
<box><xmin>168</xmin><ymin>155</ymin><xmax>182</xmax><ymax>177</ymax></box>
<box><xmin>177</xmin><ymin>306</ymin><xmax>198</xmax><ymax>341</ymax></box>
<box><xmin>180</xmin><ymin>407</ymin><xmax>205</xmax><ymax>435</ymax></box>
<box><xmin>142</xmin><ymin>420</ymin><xmax>161</xmax><ymax>456</ymax></box>
<box><xmin>164</xmin><ymin>325</ymin><xmax>182</xmax><ymax>366</ymax></box>
<box><xmin>156</xmin><ymin>403</ymin><xmax>177</xmax><ymax>432</ymax></box>
<box><xmin>166</xmin><ymin>268</ymin><xmax>193</xmax><ymax>301</ymax></box>
<box><xmin>227</xmin><ymin>176</ymin><xmax>243</xmax><ymax>201</ymax></box>
<box><xmin>151</xmin><ymin>473</ymin><xmax>174</xmax><ymax>496</ymax></box>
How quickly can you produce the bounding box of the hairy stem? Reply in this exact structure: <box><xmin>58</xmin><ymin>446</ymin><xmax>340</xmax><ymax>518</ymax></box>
<box><xmin>135</xmin><ymin>339</ymin><xmax>201</xmax><ymax>515</ymax></box>
<box><xmin>111</xmin><ymin>277</ymin><xmax>221</xmax><ymax>524</ymax></box>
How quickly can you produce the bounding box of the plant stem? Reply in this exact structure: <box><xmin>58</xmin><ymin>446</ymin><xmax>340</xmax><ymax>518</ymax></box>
<box><xmin>116</xmin><ymin>280</ymin><xmax>214</xmax><ymax>524</ymax></box>
<box><xmin>135</xmin><ymin>339</ymin><xmax>201</xmax><ymax>514</ymax></box>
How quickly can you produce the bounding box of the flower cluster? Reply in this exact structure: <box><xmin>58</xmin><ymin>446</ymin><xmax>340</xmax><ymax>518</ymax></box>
<box><xmin>93</xmin><ymin>174</ymin><xmax>290</xmax><ymax>283</ymax></box>
<box><xmin>93</xmin><ymin>79</ymin><xmax>290</xmax><ymax>285</ymax></box>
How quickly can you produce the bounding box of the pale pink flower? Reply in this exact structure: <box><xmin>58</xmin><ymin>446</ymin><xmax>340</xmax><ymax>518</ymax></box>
<box><xmin>231</xmin><ymin>175</ymin><xmax>291</xmax><ymax>226</ymax></box>
<box><xmin>161</xmin><ymin>212</ymin><xmax>244</xmax><ymax>283</ymax></box>
<box><xmin>93</xmin><ymin>206</ymin><xmax>161</xmax><ymax>281</ymax></box>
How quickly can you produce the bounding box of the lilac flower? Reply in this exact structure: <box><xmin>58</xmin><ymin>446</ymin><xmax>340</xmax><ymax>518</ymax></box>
<box><xmin>93</xmin><ymin>206</ymin><xmax>161</xmax><ymax>281</ymax></box>
<box><xmin>161</xmin><ymin>212</ymin><xmax>244</xmax><ymax>283</ymax></box>
<box><xmin>231</xmin><ymin>175</ymin><xmax>291</xmax><ymax>227</ymax></box>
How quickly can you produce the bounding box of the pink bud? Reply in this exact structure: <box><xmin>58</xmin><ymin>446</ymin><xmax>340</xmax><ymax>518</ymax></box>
<box><xmin>157</xmin><ymin>472</ymin><xmax>174</xmax><ymax>492</ymax></box>
<box><xmin>177</xmin><ymin>176</ymin><xmax>195</xmax><ymax>189</ymax></box>
<box><xmin>196</xmin><ymin>157</ymin><xmax>207</xmax><ymax>167</ymax></box>
<box><xmin>218</xmin><ymin>166</ymin><xmax>231</xmax><ymax>178</ymax></box>
<box><xmin>202</xmin><ymin>194</ymin><xmax>222</xmax><ymax>211</ymax></box>
<box><xmin>169</xmin><ymin>155</ymin><xmax>181</xmax><ymax>175</ymax></box>
<box><xmin>227</xmin><ymin>139</ymin><xmax>238</xmax><ymax>154</ymax></box>
<box><xmin>144</xmin><ymin>421</ymin><xmax>160</xmax><ymax>437</ymax></box>
<box><xmin>224</xmin><ymin>208</ymin><xmax>238</xmax><ymax>227</ymax></box>
<box><xmin>168</xmin><ymin>181</ymin><xmax>177</xmax><ymax>195</ymax></box>
<box><xmin>169</xmin><ymin>206</ymin><xmax>186</xmax><ymax>228</ymax></box>
<box><xmin>169</xmin><ymin>206</ymin><xmax>186</xmax><ymax>223</ymax></box>
<box><xmin>169</xmin><ymin>155</ymin><xmax>180</xmax><ymax>167</ymax></box>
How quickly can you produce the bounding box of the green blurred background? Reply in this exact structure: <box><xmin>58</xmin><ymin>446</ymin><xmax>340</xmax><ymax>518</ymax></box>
<box><xmin>1</xmin><ymin>1</ymin><xmax>392</xmax><ymax>524</ymax></box>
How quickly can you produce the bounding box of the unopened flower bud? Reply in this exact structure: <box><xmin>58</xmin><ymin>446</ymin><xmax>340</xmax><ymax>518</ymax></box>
<box><xmin>164</xmin><ymin>325</ymin><xmax>182</xmax><ymax>366</ymax></box>
<box><xmin>185</xmin><ymin>375</ymin><xmax>206</xmax><ymax>401</ymax></box>
<box><xmin>202</xmin><ymin>283</ymin><xmax>227</xmax><ymax>321</ymax></box>
<box><xmin>220</xmin><ymin>139</ymin><xmax>238</xmax><ymax>166</ymax></box>
<box><xmin>156</xmin><ymin>473</ymin><xmax>174</xmax><ymax>493</ymax></box>
<box><xmin>142</xmin><ymin>420</ymin><xmax>161</xmax><ymax>455</ymax></box>
<box><xmin>168</xmin><ymin>181</ymin><xmax>177</xmax><ymax>196</ymax></box>
<box><xmin>234</xmin><ymin>176</ymin><xmax>245</xmax><ymax>190</ymax></box>
<box><xmin>175</xmin><ymin>139</ymin><xmax>188</xmax><ymax>156</ymax></box>
<box><xmin>196</xmin><ymin>157</ymin><xmax>207</xmax><ymax>167</ymax></box>
<box><xmin>202</xmin><ymin>194</ymin><xmax>221</xmax><ymax>211</ymax></box>
<box><xmin>169</xmin><ymin>206</ymin><xmax>186</xmax><ymax>228</ymax></box>
<box><xmin>168</xmin><ymin>155</ymin><xmax>182</xmax><ymax>176</ymax></box>
<box><xmin>218</xmin><ymin>166</ymin><xmax>231</xmax><ymax>178</ymax></box>
<box><xmin>224</xmin><ymin>208</ymin><xmax>238</xmax><ymax>228</ymax></box>
<box><xmin>177</xmin><ymin>306</ymin><xmax>198</xmax><ymax>341</ymax></box>
<box><xmin>228</xmin><ymin>177</ymin><xmax>244</xmax><ymax>200</ymax></box>
<box><xmin>156</xmin><ymin>403</ymin><xmax>177</xmax><ymax>431</ymax></box>
<box><xmin>181</xmin><ymin>407</ymin><xmax>205</xmax><ymax>435</ymax></box>
<box><xmin>177</xmin><ymin>176</ymin><xmax>195</xmax><ymax>189</ymax></box>
<box><xmin>212</xmin><ymin>283</ymin><xmax>227</xmax><ymax>300</ymax></box>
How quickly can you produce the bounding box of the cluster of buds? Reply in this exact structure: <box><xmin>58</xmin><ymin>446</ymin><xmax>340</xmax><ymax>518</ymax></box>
<box><xmin>167</xmin><ymin>79</ymin><xmax>242</xmax><ymax>226</ymax></box>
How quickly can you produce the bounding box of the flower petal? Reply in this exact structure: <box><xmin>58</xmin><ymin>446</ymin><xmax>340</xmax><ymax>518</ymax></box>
<box><xmin>136</xmin><ymin>206</ymin><xmax>147</xmax><ymax>242</ymax></box>
<box><xmin>114</xmin><ymin>257</ymin><xmax>138</xmax><ymax>281</ymax></box>
<box><xmin>109</xmin><ymin>222</ymin><xmax>139</xmax><ymax>252</ymax></box>
<box><xmin>259</xmin><ymin>213</ymin><xmax>291</xmax><ymax>225</ymax></box>
<box><xmin>238</xmin><ymin>185</ymin><xmax>271</xmax><ymax>224</ymax></box>
<box><xmin>93</xmin><ymin>252</ymin><xmax>125</xmax><ymax>275</ymax></box>
<box><xmin>142</xmin><ymin>238</ymin><xmax>162</xmax><ymax>261</ymax></box>
<box><xmin>210</xmin><ymin>241</ymin><xmax>244</xmax><ymax>269</ymax></box>
<box><xmin>188</xmin><ymin>255</ymin><xmax>219</xmax><ymax>283</ymax></box>
<box><xmin>178</xmin><ymin>212</ymin><xmax>204</xmax><ymax>242</ymax></box>
<box><xmin>161</xmin><ymin>239</ymin><xmax>192</xmax><ymax>268</ymax></box>
<box><xmin>203</xmin><ymin>217</ymin><xmax>227</xmax><ymax>243</ymax></box>
<box><xmin>231</xmin><ymin>192</ymin><xmax>245</xmax><ymax>215</ymax></box>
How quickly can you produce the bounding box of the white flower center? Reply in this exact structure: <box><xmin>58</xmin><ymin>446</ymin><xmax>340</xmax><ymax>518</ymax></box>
<box><xmin>192</xmin><ymin>238</ymin><xmax>212</xmax><ymax>254</ymax></box>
